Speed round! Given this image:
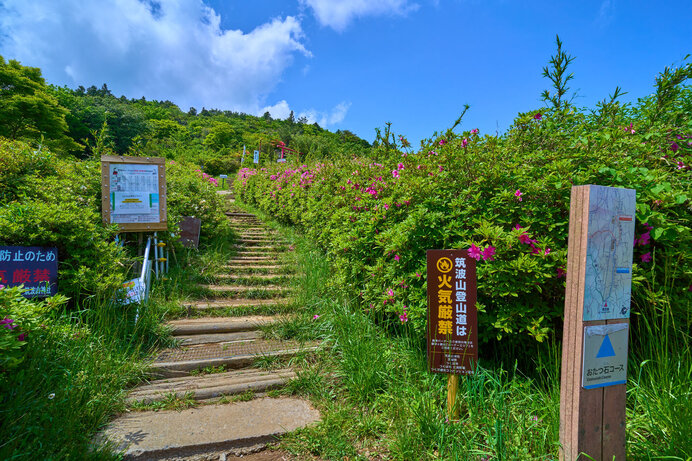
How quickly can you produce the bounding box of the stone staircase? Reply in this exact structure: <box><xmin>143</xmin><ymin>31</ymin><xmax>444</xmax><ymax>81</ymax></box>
<box><xmin>98</xmin><ymin>198</ymin><xmax>320</xmax><ymax>460</ymax></box>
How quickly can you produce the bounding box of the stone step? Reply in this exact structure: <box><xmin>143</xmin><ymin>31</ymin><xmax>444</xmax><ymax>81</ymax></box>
<box><xmin>182</xmin><ymin>298</ymin><xmax>290</xmax><ymax>311</ymax></box>
<box><xmin>127</xmin><ymin>368</ymin><xmax>296</xmax><ymax>404</ymax></box>
<box><xmin>167</xmin><ymin>316</ymin><xmax>276</xmax><ymax>336</ymax></box>
<box><xmin>151</xmin><ymin>339</ymin><xmax>318</xmax><ymax>377</ymax></box>
<box><xmin>98</xmin><ymin>398</ymin><xmax>320</xmax><ymax>460</ymax></box>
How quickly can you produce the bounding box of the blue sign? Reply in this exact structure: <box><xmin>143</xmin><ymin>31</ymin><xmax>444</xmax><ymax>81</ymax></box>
<box><xmin>0</xmin><ymin>246</ymin><xmax>58</xmax><ymax>298</ymax></box>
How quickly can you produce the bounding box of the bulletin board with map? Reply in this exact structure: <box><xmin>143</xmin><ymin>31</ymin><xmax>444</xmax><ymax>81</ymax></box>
<box><xmin>101</xmin><ymin>156</ymin><xmax>168</xmax><ymax>232</ymax></box>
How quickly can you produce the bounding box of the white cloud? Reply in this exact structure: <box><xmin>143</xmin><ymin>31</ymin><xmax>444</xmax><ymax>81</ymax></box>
<box><xmin>300</xmin><ymin>0</ymin><xmax>418</xmax><ymax>31</ymax></box>
<box><xmin>0</xmin><ymin>0</ymin><xmax>310</xmax><ymax>113</ymax></box>
<box><xmin>595</xmin><ymin>0</ymin><xmax>615</xmax><ymax>28</ymax></box>
<box><xmin>258</xmin><ymin>100</ymin><xmax>351</xmax><ymax>127</ymax></box>
<box><xmin>299</xmin><ymin>101</ymin><xmax>351</xmax><ymax>127</ymax></box>
<box><xmin>259</xmin><ymin>100</ymin><xmax>292</xmax><ymax>119</ymax></box>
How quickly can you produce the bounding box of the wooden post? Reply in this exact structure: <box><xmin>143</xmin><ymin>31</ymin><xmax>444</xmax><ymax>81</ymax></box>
<box><xmin>560</xmin><ymin>185</ymin><xmax>634</xmax><ymax>461</ymax></box>
<box><xmin>447</xmin><ymin>374</ymin><xmax>459</xmax><ymax>420</ymax></box>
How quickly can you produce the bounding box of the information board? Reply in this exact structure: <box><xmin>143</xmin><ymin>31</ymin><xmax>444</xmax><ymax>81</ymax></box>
<box><xmin>253</xmin><ymin>150</ymin><xmax>260</xmax><ymax>164</ymax></box>
<box><xmin>582</xmin><ymin>185</ymin><xmax>636</xmax><ymax>321</ymax></box>
<box><xmin>0</xmin><ymin>246</ymin><xmax>58</xmax><ymax>297</ymax></box>
<box><xmin>427</xmin><ymin>249</ymin><xmax>478</xmax><ymax>375</ymax></box>
<box><xmin>101</xmin><ymin>156</ymin><xmax>167</xmax><ymax>232</ymax></box>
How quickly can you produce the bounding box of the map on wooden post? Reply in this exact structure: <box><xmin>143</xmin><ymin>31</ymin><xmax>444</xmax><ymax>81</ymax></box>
<box><xmin>427</xmin><ymin>249</ymin><xmax>478</xmax><ymax>375</ymax></box>
<box><xmin>583</xmin><ymin>185</ymin><xmax>636</xmax><ymax>321</ymax></box>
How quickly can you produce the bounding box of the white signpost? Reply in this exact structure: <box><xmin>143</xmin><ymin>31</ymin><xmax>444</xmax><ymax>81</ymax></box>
<box><xmin>253</xmin><ymin>150</ymin><xmax>260</xmax><ymax>164</ymax></box>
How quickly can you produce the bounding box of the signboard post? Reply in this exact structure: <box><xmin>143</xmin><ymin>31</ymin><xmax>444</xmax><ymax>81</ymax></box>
<box><xmin>0</xmin><ymin>246</ymin><xmax>58</xmax><ymax>297</ymax></box>
<box><xmin>560</xmin><ymin>185</ymin><xmax>635</xmax><ymax>461</ymax></box>
<box><xmin>253</xmin><ymin>150</ymin><xmax>260</xmax><ymax>164</ymax></box>
<box><xmin>427</xmin><ymin>249</ymin><xmax>478</xmax><ymax>419</ymax></box>
<box><xmin>101</xmin><ymin>156</ymin><xmax>167</xmax><ymax>232</ymax></box>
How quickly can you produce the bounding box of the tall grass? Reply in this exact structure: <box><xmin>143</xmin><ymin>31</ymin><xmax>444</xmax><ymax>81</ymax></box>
<box><xmin>0</xmin><ymin>298</ymin><xmax>164</xmax><ymax>460</ymax></box>
<box><xmin>272</xmin><ymin>220</ymin><xmax>690</xmax><ymax>460</ymax></box>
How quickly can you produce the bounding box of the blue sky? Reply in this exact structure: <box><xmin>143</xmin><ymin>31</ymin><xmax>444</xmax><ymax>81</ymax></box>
<box><xmin>1</xmin><ymin>0</ymin><xmax>690</xmax><ymax>147</ymax></box>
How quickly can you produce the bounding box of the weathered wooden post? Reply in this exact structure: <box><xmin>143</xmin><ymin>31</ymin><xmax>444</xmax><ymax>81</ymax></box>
<box><xmin>427</xmin><ymin>250</ymin><xmax>478</xmax><ymax>420</ymax></box>
<box><xmin>560</xmin><ymin>185</ymin><xmax>635</xmax><ymax>460</ymax></box>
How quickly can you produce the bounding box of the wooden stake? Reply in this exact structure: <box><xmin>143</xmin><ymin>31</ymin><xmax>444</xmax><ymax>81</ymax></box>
<box><xmin>560</xmin><ymin>185</ymin><xmax>631</xmax><ymax>461</ymax></box>
<box><xmin>447</xmin><ymin>374</ymin><xmax>459</xmax><ymax>420</ymax></box>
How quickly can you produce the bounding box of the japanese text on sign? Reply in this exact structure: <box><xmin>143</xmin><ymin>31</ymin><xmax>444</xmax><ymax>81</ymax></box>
<box><xmin>427</xmin><ymin>249</ymin><xmax>478</xmax><ymax>375</ymax></box>
<box><xmin>0</xmin><ymin>246</ymin><xmax>58</xmax><ymax>298</ymax></box>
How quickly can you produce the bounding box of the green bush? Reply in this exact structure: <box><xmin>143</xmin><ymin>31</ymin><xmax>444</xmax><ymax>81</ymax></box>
<box><xmin>236</xmin><ymin>74</ymin><xmax>691</xmax><ymax>350</ymax></box>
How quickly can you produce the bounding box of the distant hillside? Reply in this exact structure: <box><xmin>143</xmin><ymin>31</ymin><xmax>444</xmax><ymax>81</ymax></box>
<box><xmin>49</xmin><ymin>83</ymin><xmax>372</xmax><ymax>173</ymax></box>
<box><xmin>1</xmin><ymin>55</ymin><xmax>372</xmax><ymax>173</ymax></box>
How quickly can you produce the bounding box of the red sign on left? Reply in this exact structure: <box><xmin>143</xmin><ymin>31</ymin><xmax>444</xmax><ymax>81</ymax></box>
<box><xmin>0</xmin><ymin>246</ymin><xmax>58</xmax><ymax>298</ymax></box>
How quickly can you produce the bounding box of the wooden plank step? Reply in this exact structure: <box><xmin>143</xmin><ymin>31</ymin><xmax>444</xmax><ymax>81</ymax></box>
<box><xmin>167</xmin><ymin>316</ymin><xmax>276</xmax><ymax>335</ymax></box>
<box><xmin>127</xmin><ymin>368</ymin><xmax>297</xmax><ymax>404</ymax></box>
<box><xmin>182</xmin><ymin>298</ymin><xmax>291</xmax><ymax>310</ymax></box>
<box><xmin>151</xmin><ymin>340</ymin><xmax>319</xmax><ymax>377</ymax></box>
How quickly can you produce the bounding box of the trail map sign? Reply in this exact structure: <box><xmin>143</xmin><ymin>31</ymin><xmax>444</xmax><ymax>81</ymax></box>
<box><xmin>582</xmin><ymin>185</ymin><xmax>636</xmax><ymax>320</ymax></box>
<box><xmin>560</xmin><ymin>185</ymin><xmax>635</xmax><ymax>461</ymax></box>
<box><xmin>0</xmin><ymin>246</ymin><xmax>58</xmax><ymax>297</ymax></box>
<box><xmin>426</xmin><ymin>249</ymin><xmax>477</xmax><ymax>375</ymax></box>
<box><xmin>101</xmin><ymin>156</ymin><xmax>167</xmax><ymax>232</ymax></box>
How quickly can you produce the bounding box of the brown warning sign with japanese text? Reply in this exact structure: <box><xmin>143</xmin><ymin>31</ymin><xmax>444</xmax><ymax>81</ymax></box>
<box><xmin>427</xmin><ymin>249</ymin><xmax>478</xmax><ymax>375</ymax></box>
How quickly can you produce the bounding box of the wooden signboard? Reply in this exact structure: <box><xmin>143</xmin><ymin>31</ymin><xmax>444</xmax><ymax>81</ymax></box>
<box><xmin>560</xmin><ymin>185</ymin><xmax>635</xmax><ymax>461</ymax></box>
<box><xmin>178</xmin><ymin>216</ymin><xmax>201</xmax><ymax>249</ymax></box>
<box><xmin>427</xmin><ymin>249</ymin><xmax>478</xmax><ymax>375</ymax></box>
<box><xmin>101</xmin><ymin>156</ymin><xmax>167</xmax><ymax>232</ymax></box>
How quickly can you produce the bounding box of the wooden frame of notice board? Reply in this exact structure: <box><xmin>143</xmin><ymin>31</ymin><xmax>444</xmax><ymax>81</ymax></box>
<box><xmin>101</xmin><ymin>156</ymin><xmax>168</xmax><ymax>232</ymax></box>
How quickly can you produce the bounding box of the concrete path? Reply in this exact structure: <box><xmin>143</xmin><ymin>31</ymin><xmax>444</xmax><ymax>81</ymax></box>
<box><xmin>99</xmin><ymin>193</ymin><xmax>320</xmax><ymax>460</ymax></box>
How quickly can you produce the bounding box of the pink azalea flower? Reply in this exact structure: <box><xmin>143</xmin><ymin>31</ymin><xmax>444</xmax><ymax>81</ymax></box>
<box><xmin>544</xmin><ymin>248</ymin><xmax>551</xmax><ymax>256</ymax></box>
<box><xmin>415</xmin><ymin>272</ymin><xmax>422</xmax><ymax>278</ymax></box>
<box><xmin>17</xmin><ymin>333</ymin><xmax>26</xmax><ymax>341</ymax></box>
<box><xmin>387</xmin><ymin>289</ymin><xmax>395</xmax><ymax>297</ymax></box>
<box><xmin>515</xmin><ymin>189</ymin><xmax>523</xmax><ymax>201</ymax></box>
<box><xmin>438</xmin><ymin>165</ymin><xmax>444</xmax><ymax>172</ymax></box>
<box><xmin>394</xmin><ymin>254</ymin><xmax>400</xmax><ymax>261</ymax></box>
<box><xmin>671</xmin><ymin>142</ymin><xmax>679</xmax><ymax>152</ymax></box>
<box><xmin>399</xmin><ymin>312</ymin><xmax>408</xmax><ymax>323</ymax></box>
<box><xmin>519</xmin><ymin>233</ymin><xmax>532</xmax><ymax>245</ymax></box>
<box><xmin>462</xmin><ymin>138</ymin><xmax>469</xmax><ymax>148</ymax></box>
<box><xmin>313</xmin><ymin>314</ymin><xmax>320</xmax><ymax>320</ymax></box>
<box><xmin>557</xmin><ymin>267</ymin><xmax>566</xmax><ymax>278</ymax></box>
<box><xmin>482</xmin><ymin>246</ymin><xmax>496</xmax><ymax>261</ymax></box>
<box><xmin>398</xmin><ymin>163</ymin><xmax>405</xmax><ymax>170</ymax></box>
<box><xmin>534</xmin><ymin>113</ymin><xmax>542</xmax><ymax>120</ymax></box>
<box><xmin>468</xmin><ymin>244</ymin><xmax>482</xmax><ymax>261</ymax></box>
<box><xmin>439</xmin><ymin>139</ymin><xmax>447</xmax><ymax>146</ymax></box>
<box><xmin>641</xmin><ymin>252</ymin><xmax>652</xmax><ymax>263</ymax></box>
<box><xmin>471</xmin><ymin>128</ymin><xmax>479</xmax><ymax>135</ymax></box>
<box><xmin>392</xmin><ymin>170</ymin><xmax>399</xmax><ymax>178</ymax></box>
<box><xmin>625</xmin><ymin>123</ymin><xmax>635</xmax><ymax>134</ymax></box>
<box><xmin>638</xmin><ymin>232</ymin><xmax>651</xmax><ymax>246</ymax></box>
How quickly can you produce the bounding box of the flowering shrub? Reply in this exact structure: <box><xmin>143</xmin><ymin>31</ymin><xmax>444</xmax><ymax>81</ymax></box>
<box><xmin>236</xmin><ymin>78</ymin><xmax>691</xmax><ymax>347</ymax></box>
<box><xmin>0</xmin><ymin>285</ymin><xmax>68</xmax><ymax>375</ymax></box>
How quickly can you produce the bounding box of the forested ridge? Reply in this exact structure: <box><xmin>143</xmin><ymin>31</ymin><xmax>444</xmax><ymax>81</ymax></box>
<box><xmin>1</xmin><ymin>55</ymin><xmax>372</xmax><ymax>172</ymax></box>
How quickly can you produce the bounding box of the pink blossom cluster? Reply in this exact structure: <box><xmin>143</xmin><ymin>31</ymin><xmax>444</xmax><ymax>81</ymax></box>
<box><xmin>195</xmin><ymin>170</ymin><xmax>219</xmax><ymax>186</ymax></box>
<box><xmin>635</xmin><ymin>223</ymin><xmax>654</xmax><ymax>263</ymax></box>
<box><xmin>515</xmin><ymin>224</ymin><xmax>550</xmax><ymax>256</ymax></box>
<box><xmin>468</xmin><ymin>244</ymin><xmax>495</xmax><ymax>261</ymax></box>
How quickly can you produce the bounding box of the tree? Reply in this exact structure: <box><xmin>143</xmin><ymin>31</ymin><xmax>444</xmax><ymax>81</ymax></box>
<box><xmin>0</xmin><ymin>56</ymin><xmax>79</xmax><ymax>152</ymax></box>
